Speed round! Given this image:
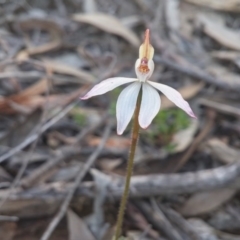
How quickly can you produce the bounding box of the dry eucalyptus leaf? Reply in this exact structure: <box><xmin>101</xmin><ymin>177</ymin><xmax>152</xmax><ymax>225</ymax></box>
<box><xmin>171</xmin><ymin>119</ymin><xmax>199</xmax><ymax>153</ymax></box>
<box><xmin>206</xmin><ymin>64</ymin><xmax>240</xmax><ymax>90</ymax></box>
<box><xmin>211</xmin><ymin>51</ymin><xmax>240</xmax><ymax>61</ymax></box>
<box><xmin>199</xmin><ymin>16</ymin><xmax>240</xmax><ymax>50</ymax></box>
<box><xmin>42</xmin><ymin>59</ymin><xmax>95</xmax><ymax>83</ymax></box>
<box><xmin>211</xmin><ymin>51</ymin><xmax>240</xmax><ymax>69</ymax></box>
<box><xmin>0</xmin><ymin>79</ymin><xmax>48</xmax><ymax>115</ymax></box>
<box><xmin>184</xmin><ymin>0</ymin><xmax>240</xmax><ymax>12</ymax></box>
<box><xmin>20</xmin><ymin>78</ymin><xmax>49</xmax><ymax>97</ymax></box>
<box><xmin>98</xmin><ymin>158</ymin><xmax>122</xmax><ymax>171</ymax></box>
<box><xmin>18</xmin><ymin>18</ymin><xmax>63</xmax><ymax>55</ymax></box>
<box><xmin>87</xmin><ymin>136</ymin><xmax>130</xmax><ymax>152</ymax></box>
<box><xmin>206</xmin><ymin>138</ymin><xmax>240</xmax><ymax>164</ymax></box>
<box><xmin>179</xmin><ymin>189</ymin><xmax>236</xmax><ymax>216</ymax></box>
<box><xmin>72</xmin><ymin>13</ymin><xmax>140</xmax><ymax>47</ymax></box>
<box><xmin>67</xmin><ymin>209</ymin><xmax>95</xmax><ymax>240</ymax></box>
<box><xmin>0</xmin><ymin>86</ymin><xmax>84</xmax><ymax>115</ymax></box>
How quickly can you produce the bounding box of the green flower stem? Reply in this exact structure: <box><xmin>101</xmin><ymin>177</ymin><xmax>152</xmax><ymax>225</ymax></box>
<box><xmin>114</xmin><ymin>91</ymin><xmax>142</xmax><ymax>240</ymax></box>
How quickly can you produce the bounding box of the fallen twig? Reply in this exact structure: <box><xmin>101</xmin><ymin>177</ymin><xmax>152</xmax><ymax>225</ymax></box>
<box><xmin>0</xmin><ymin>71</ymin><xmax>42</xmax><ymax>80</ymax></box>
<box><xmin>5</xmin><ymin>161</ymin><xmax>240</xmax><ymax>211</ymax></box>
<box><xmin>0</xmin><ymin>215</ymin><xmax>19</xmax><ymax>222</ymax></box>
<box><xmin>160</xmin><ymin>205</ymin><xmax>201</xmax><ymax>240</ymax></box>
<box><xmin>134</xmin><ymin>199</ymin><xmax>184</xmax><ymax>240</ymax></box>
<box><xmin>113</xmin><ymin>162</ymin><xmax>240</xmax><ymax>197</ymax></box>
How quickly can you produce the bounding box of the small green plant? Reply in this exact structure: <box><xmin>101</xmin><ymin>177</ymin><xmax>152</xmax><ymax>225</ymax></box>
<box><xmin>144</xmin><ymin>108</ymin><xmax>190</xmax><ymax>146</ymax></box>
<box><xmin>165</xmin><ymin>142</ymin><xmax>177</xmax><ymax>153</ymax></box>
<box><xmin>71</xmin><ymin>108</ymin><xmax>87</xmax><ymax>127</ymax></box>
<box><xmin>154</xmin><ymin>108</ymin><xmax>190</xmax><ymax>134</ymax></box>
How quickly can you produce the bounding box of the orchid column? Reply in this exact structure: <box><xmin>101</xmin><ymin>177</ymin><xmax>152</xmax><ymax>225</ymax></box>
<box><xmin>81</xmin><ymin>29</ymin><xmax>196</xmax><ymax>239</ymax></box>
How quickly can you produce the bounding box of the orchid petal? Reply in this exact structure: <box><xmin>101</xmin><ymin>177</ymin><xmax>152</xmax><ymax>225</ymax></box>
<box><xmin>148</xmin><ymin>81</ymin><xmax>196</xmax><ymax>118</ymax></box>
<box><xmin>81</xmin><ymin>77</ymin><xmax>137</xmax><ymax>99</ymax></box>
<box><xmin>116</xmin><ymin>82</ymin><xmax>141</xmax><ymax>135</ymax></box>
<box><xmin>139</xmin><ymin>83</ymin><xmax>161</xmax><ymax>128</ymax></box>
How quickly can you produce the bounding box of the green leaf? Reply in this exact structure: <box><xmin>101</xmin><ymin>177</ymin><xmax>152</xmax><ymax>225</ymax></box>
<box><xmin>72</xmin><ymin>109</ymin><xmax>87</xmax><ymax>127</ymax></box>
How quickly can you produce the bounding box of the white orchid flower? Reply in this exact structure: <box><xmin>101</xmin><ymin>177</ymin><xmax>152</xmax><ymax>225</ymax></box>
<box><xmin>81</xmin><ymin>29</ymin><xmax>196</xmax><ymax>135</ymax></box>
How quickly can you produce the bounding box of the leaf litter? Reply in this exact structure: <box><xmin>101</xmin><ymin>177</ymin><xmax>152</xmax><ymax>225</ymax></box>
<box><xmin>0</xmin><ymin>0</ymin><xmax>240</xmax><ymax>240</ymax></box>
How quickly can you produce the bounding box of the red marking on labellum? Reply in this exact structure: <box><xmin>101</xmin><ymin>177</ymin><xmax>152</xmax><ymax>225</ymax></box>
<box><xmin>138</xmin><ymin>57</ymin><xmax>149</xmax><ymax>73</ymax></box>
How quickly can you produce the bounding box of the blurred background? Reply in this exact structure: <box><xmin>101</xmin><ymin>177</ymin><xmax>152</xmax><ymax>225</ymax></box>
<box><xmin>0</xmin><ymin>0</ymin><xmax>240</xmax><ymax>239</ymax></box>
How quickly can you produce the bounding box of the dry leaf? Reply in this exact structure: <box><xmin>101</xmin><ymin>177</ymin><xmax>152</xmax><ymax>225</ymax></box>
<box><xmin>72</xmin><ymin>12</ymin><xmax>140</xmax><ymax>47</ymax></box>
<box><xmin>0</xmin><ymin>78</ymin><xmax>49</xmax><ymax>114</ymax></box>
<box><xmin>199</xmin><ymin>16</ymin><xmax>240</xmax><ymax>50</ymax></box>
<box><xmin>179</xmin><ymin>189</ymin><xmax>236</xmax><ymax>216</ymax></box>
<box><xmin>42</xmin><ymin>59</ymin><xmax>95</xmax><ymax>83</ymax></box>
<box><xmin>47</xmin><ymin>131</ymin><xmax>77</xmax><ymax>146</ymax></box>
<box><xmin>211</xmin><ymin>51</ymin><xmax>240</xmax><ymax>69</ymax></box>
<box><xmin>0</xmin><ymin>84</ymin><xmax>85</xmax><ymax>115</ymax></box>
<box><xmin>171</xmin><ymin>119</ymin><xmax>199</xmax><ymax>153</ymax></box>
<box><xmin>67</xmin><ymin>209</ymin><xmax>95</xmax><ymax>240</ymax></box>
<box><xmin>18</xmin><ymin>18</ymin><xmax>63</xmax><ymax>55</ymax></box>
<box><xmin>88</xmin><ymin>136</ymin><xmax>130</xmax><ymax>151</ymax></box>
<box><xmin>206</xmin><ymin>138</ymin><xmax>240</xmax><ymax>164</ymax></box>
<box><xmin>211</xmin><ymin>51</ymin><xmax>240</xmax><ymax>61</ymax></box>
<box><xmin>27</xmin><ymin>41</ymin><xmax>62</xmax><ymax>55</ymax></box>
<box><xmin>199</xmin><ymin>98</ymin><xmax>240</xmax><ymax>117</ymax></box>
<box><xmin>162</xmin><ymin>82</ymin><xmax>203</xmax><ymax>109</ymax></box>
<box><xmin>184</xmin><ymin>0</ymin><xmax>240</xmax><ymax>12</ymax></box>
<box><xmin>16</xmin><ymin>50</ymin><xmax>29</xmax><ymax>61</ymax></box>
<box><xmin>98</xmin><ymin>158</ymin><xmax>122</xmax><ymax>171</ymax></box>
<box><xmin>206</xmin><ymin>64</ymin><xmax>240</xmax><ymax>91</ymax></box>
<box><xmin>20</xmin><ymin>78</ymin><xmax>49</xmax><ymax>97</ymax></box>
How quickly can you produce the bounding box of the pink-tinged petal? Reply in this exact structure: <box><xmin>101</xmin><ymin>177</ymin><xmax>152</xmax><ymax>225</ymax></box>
<box><xmin>116</xmin><ymin>82</ymin><xmax>141</xmax><ymax>135</ymax></box>
<box><xmin>148</xmin><ymin>81</ymin><xmax>196</xmax><ymax>118</ymax></box>
<box><xmin>139</xmin><ymin>83</ymin><xmax>161</xmax><ymax>128</ymax></box>
<box><xmin>81</xmin><ymin>77</ymin><xmax>137</xmax><ymax>100</ymax></box>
